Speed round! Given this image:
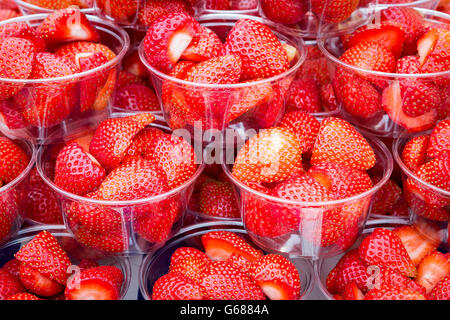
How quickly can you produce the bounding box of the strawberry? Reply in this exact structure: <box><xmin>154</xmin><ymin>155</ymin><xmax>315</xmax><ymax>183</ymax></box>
<box><xmin>125</xmin><ymin>127</ymin><xmax>164</xmax><ymax>157</ymax></box>
<box><xmin>260</xmin><ymin>0</ymin><xmax>306</xmax><ymax>25</ymax></box>
<box><xmin>89</xmin><ymin>114</ymin><xmax>155</xmax><ymax>170</ymax></box>
<box><xmin>24</xmin><ymin>179</ymin><xmax>63</xmax><ymax>225</ymax></box>
<box><xmin>0</xmin><ymin>9</ymin><xmax>18</xmax><ymax>22</ymax></box>
<box><xmin>359</xmin><ymin>228</ymin><xmax>416</xmax><ymax>278</ymax></box>
<box><xmin>370</xmin><ymin>177</ymin><xmax>401</xmax><ymax>215</ymax></box>
<box><xmin>0</xmin><ymin>21</ymin><xmax>46</xmax><ymax>52</ymax></box>
<box><xmin>204</xmin><ymin>0</ymin><xmax>229</xmax><ymax>10</ymax></box>
<box><xmin>396</xmin><ymin>55</ymin><xmax>421</xmax><ymax>74</ymax></box>
<box><xmin>364</xmin><ymin>285</ymin><xmax>426</xmax><ymax>300</ymax></box>
<box><xmin>117</xmin><ymin>71</ymin><xmax>147</xmax><ymax>89</ymax></box>
<box><xmin>122</xmin><ymin>50</ymin><xmax>149</xmax><ymax>79</ymax></box>
<box><xmin>0</xmin><ymin>137</ymin><xmax>30</xmax><ymax>184</ymax></box>
<box><xmin>417</xmin><ymin>28</ymin><xmax>450</xmax><ymax>74</ymax></box>
<box><xmin>143</xmin><ymin>12</ymin><xmax>199</xmax><ymax>73</ymax></box>
<box><xmin>0</xmin><ymin>37</ymin><xmax>35</xmax><ymax>99</ymax></box>
<box><xmin>401</xmin><ymin>135</ymin><xmax>430</xmax><ymax>172</ymax></box>
<box><xmin>310</xmin><ymin>0</ymin><xmax>359</xmax><ymax>24</ymax></box>
<box><xmin>222</xmin><ymin>18</ymin><xmax>289</xmax><ymax>80</ymax></box>
<box><xmin>285</xmin><ymin>78</ymin><xmax>321</xmax><ymax>113</ymax></box>
<box><xmin>232</xmin><ymin>127</ymin><xmax>303</xmax><ymax>184</ymax></box>
<box><xmin>54</xmin><ymin>142</ymin><xmax>106</xmax><ymax>196</ymax></box>
<box><xmin>393</xmin><ymin>225</ymin><xmax>439</xmax><ymax>266</ymax></box>
<box><xmin>1</xmin><ymin>259</ymin><xmax>21</xmax><ymax>278</ymax></box>
<box><xmin>427</xmin><ymin>119</ymin><xmax>450</xmax><ymax>159</ymax></box>
<box><xmin>78</xmin><ymin>259</ymin><xmax>99</xmax><ymax>270</ymax></box>
<box><xmin>0</xmin><ymin>269</ymin><xmax>24</xmax><ymax>300</ymax></box>
<box><xmin>278</xmin><ymin>111</ymin><xmax>320</xmax><ymax>153</ymax></box>
<box><xmin>19</xmin><ymin>264</ymin><xmax>64</xmax><ymax>297</ymax></box>
<box><xmin>114</xmin><ymin>84</ymin><xmax>160</xmax><ymax>112</ymax></box>
<box><xmin>201</xmin><ymin>231</ymin><xmax>263</xmax><ymax>262</ymax></box>
<box><xmin>96</xmin><ymin>0</ymin><xmax>137</xmax><ymax>22</ymax></box>
<box><xmin>343</xmin><ymin>22</ymin><xmax>405</xmax><ymax>59</ymax></box>
<box><xmin>382</xmin><ymin>80</ymin><xmax>438</xmax><ymax>132</ymax></box>
<box><xmin>311</xmin><ymin>117</ymin><xmax>376</xmax><ymax>171</ymax></box>
<box><xmin>21</xmin><ymin>0</ymin><xmax>89</xmax><ymax>9</ymax></box>
<box><xmin>7</xmin><ymin>292</ymin><xmax>41</xmax><ymax>300</ymax></box>
<box><xmin>181</xmin><ymin>26</ymin><xmax>223</xmax><ymax>62</ymax></box>
<box><xmin>271</xmin><ymin>173</ymin><xmax>332</xmax><ymax>202</ymax></box>
<box><xmin>428</xmin><ymin>274</ymin><xmax>450</xmax><ymax>300</ymax></box>
<box><xmin>54</xmin><ymin>41</ymin><xmax>116</xmax><ymax>63</ymax></box>
<box><xmin>399</xmin><ymin>79</ymin><xmax>441</xmax><ymax>118</ymax></box>
<box><xmin>249</xmin><ymin>254</ymin><xmax>301</xmax><ymax>300</ymax></box>
<box><xmin>201</xmin><ymin>261</ymin><xmax>266</xmax><ymax>300</ymax></box>
<box><xmin>198</xmin><ymin>180</ymin><xmax>240</xmax><ymax>219</ymax></box>
<box><xmin>342</xmin><ymin>283</ymin><xmax>364</xmax><ymax>300</ymax></box>
<box><xmin>391</xmin><ymin>197</ymin><xmax>409</xmax><ymax>217</ymax></box>
<box><xmin>0</xmin><ymin>100</ymin><xmax>26</xmax><ymax>130</ymax></box>
<box><xmin>152</xmin><ymin>272</ymin><xmax>204</xmax><ymax>300</ymax></box>
<box><xmin>74</xmin><ymin>226</ymin><xmax>128</xmax><ymax>253</ymax></box>
<box><xmin>37</xmin><ymin>7</ymin><xmax>99</xmax><ymax>46</ymax></box>
<box><xmin>137</xmin><ymin>0</ymin><xmax>190</xmax><ymax>27</ymax></box>
<box><xmin>296</xmin><ymin>50</ymin><xmax>330</xmax><ymax>87</ymax></box>
<box><xmin>320</xmin><ymin>83</ymin><xmax>337</xmax><ymax>111</ymax></box>
<box><xmin>328</xmin><ymin>250</ymin><xmax>369</xmax><ymax>294</ymax></box>
<box><xmin>169</xmin><ymin>248</ymin><xmax>209</xmax><ymax>283</ymax></box>
<box><xmin>416</xmin><ymin>251</ymin><xmax>450</xmax><ymax>294</ymax></box>
<box><xmin>227</xmin><ymin>253</ymin><xmax>252</xmax><ymax>274</ymax></box>
<box><xmin>375</xmin><ymin>266</ymin><xmax>426</xmax><ymax>295</ymax></box>
<box><xmin>170</xmin><ymin>247</ymin><xmax>209</xmax><ymax>268</ymax></box>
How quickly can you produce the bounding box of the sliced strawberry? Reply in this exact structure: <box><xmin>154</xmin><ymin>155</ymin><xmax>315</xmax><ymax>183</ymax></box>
<box><xmin>152</xmin><ymin>272</ymin><xmax>204</xmax><ymax>300</ymax></box>
<box><xmin>428</xmin><ymin>273</ymin><xmax>450</xmax><ymax>300</ymax></box>
<box><xmin>0</xmin><ymin>269</ymin><xmax>24</xmax><ymax>300</ymax></box>
<box><xmin>427</xmin><ymin>119</ymin><xmax>450</xmax><ymax>159</ymax></box>
<box><xmin>364</xmin><ymin>285</ymin><xmax>426</xmax><ymax>300</ymax></box>
<box><xmin>198</xmin><ymin>180</ymin><xmax>240</xmax><ymax>219</ymax></box>
<box><xmin>371</xmin><ymin>177</ymin><xmax>401</xmax><ymax>215</ymax></box>
<box><xmin>249</xmin><ymin>254</ymin><xmax>301</xmax><ymax>300</ymax></box>
<box><xmin>54</xmin><ymin>41</ymin><xmax>116</xmax><ymax>63</ymax></box>
<box><xmin>125</xmin><ymin>127</ymin><xmax>164</xmax><ymax>157</ymax></box>
<box><xmin>359</xmin><ymin>228</ymin><xmax>416</xmax><ymax>278</ymax></box>
<box><xmin>201</xmin><ymin>231</ymin><xmax>263</xmax><ymax>262</ymax></box>
<box><xmin>271</xmin><ymin>173</ymin><xmax>332</xmax><ymax>202</ymax></box>
<box><xmin>418</xmin><ymin>28</ymin><xmax>450</xmax><ymax>74</ymax></box>
<box><xmin>74</xmin><ymin>225</ymin><xmax>128</xmax><ymax>253</ymax></box>
<box><xmin>320</xmin><ymin>83</ymin><xmax>337</xmax><ymax>111</ymax></box>
<box><xmin>204</xmin><ymin>0</ymin><xmax>230</xmax><ymax>10</ymax></box>
<box><xmin>114</xmin><ymin>84</ymin><xmax>159</xmax><ymax>112</ymax></box>
<box><xmin>19</xmin><ymin>264</ymin><xmax>64</xmax><ymax>297</ymax></box>
<box><xmin>96</xmin><ymin>0</ymin><xmax>137</xmax><ymax>22</ymax></box>
<box><xmin>278</xmin><ymin>111</ymin><xmax>321</xmax><ymax>154</ymax></box>
<box><xmin>181</xmin><ymin>26</ymin><xmax>222</xmax><ymax>62</ymax></box>
<box><xmin>117</xmin><ymin>71</ymin><xmax>147</xmax><ymax>89</ymax></box>
<box><xmin>416</xmin><ymin>251</ymin><xmax>450</xmax><ymax>294</ymax></box>
<box><xmin>137</xmin><ymin>0</ymin><xmax>190</xmax><ymax>27</ymax></box>
<box><xmin>310</xmin><ymin>0</ymin><xmax>359</xmax><ymax>23</ymax></box>
<box><xmin>260</xmin><ymin>0</ymin><xmax>306</xmax><ymax>25</ymax></box>
<box><xmin>0</xmin><ymin>137</ymin><xmax>30</xmax><ymax>184</ymax></box>
<box><xmin>375</xmin><ymin>266</ymin><xmax>426</xmax><ymax>295</ymax></box>
<box><xmin>285</xmin><ymin>78</ymin><xmax>321</xmax><ymax>114</ymax></box>
<box><xmin>37</xmin><ymin>7</ymin><xmax>99</xmax><ymax>46</ymax></box>
<box><xmin>24</xmin><ymin>178</ymin><xmax>63</xmax><ymax>225</ymax></box>
<box><xmin>401</xmin><ymin>135</ymin><xmax>430</xmax><ymax>172</ymax></box>
<box><xmin>342</xmin><ymin>282</ymin><xmax>364</xmax><ymax>300</ymax></box>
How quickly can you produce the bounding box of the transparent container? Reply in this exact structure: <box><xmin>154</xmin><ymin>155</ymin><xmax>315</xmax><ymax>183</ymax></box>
<box><xmin>139</xmin><ymin>221</ymin><xmax>314</xmax><ymax>300</ymax></box>
<box><xmin>317</xmin><ymin>8</ymin><xmax>450</xmax><ymax>138</ymax></box>
<box><xmin>14</xmin><ymin>0</ymin><xmax>95</xmax><ymax>15</ymax></box>
<box><xmin>222</xmin><ymin>133</ymin><xmax>394</xmax><ymax>259</ymax></box>
<box><xmin>36</xmin><ymin>117</ymin><xmax>205</xmax><ymax>255</ymax></box>
<box><xmin>0</xmin><ymin>14</ymin><xmax>130</xmax><ymax>144</ymax></box>
<box><xmin>140</xmin><ymin>13</ymin><xmax>306</xmax><ymax>146</ymax></box>
<box><xmin>0</xmin><ymin>224</ymin><xmax>131</xmax><ymax>299</ymax></box>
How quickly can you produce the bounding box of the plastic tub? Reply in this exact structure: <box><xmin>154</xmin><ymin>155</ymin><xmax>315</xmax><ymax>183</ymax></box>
<box><xmin>139</xmin><ymin>221</ymin><xmax>314</xmax><ymax>300</ymax></box>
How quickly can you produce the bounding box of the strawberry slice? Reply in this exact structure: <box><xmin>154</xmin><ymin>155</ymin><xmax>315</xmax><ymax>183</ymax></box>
<box><xmin>201</xmin><ymin>231</ymin><xmax>263</xmax><ymax>262</ymax></box>
<box><xmin>249</xmin><ymin>254</ymin><xmax>301</xmax><ymax>300</ymax></box>
<box><xmin>364</xmin><ymin>285</ymin><xmax>426</xmax><ymax>300</ymax></box>
<box><xmin>0</xmin><ymin>269</ymin><xmax>25</xmax><ymax>300</ymax></box>
<box><xmin>7</xmin><ymin>292</ymin><xmax>41</xmax><ymax>300</ymax></box>
<box><xmin>0</xmin><ymin>137</ymin><xmax>30</xmax><ymax>184</ymax></box>
<box><xmin>19</xmin><ymin>264</ymin><xmax>64</xmax><ymax>297</ymax></box>
<box><xmin>181</xmin><ymin>26</ymin><xmax>222</xmax><ymax>62</ymax></box>
<box><xmin>198</xmin><ymin>180</ymin><xmax>240</xmax><ymax>219</ymax></box>
<box><xmin>401</xmin><ymin>135</ymin><xmax>430</xmax><ymax>172</ymax></box>
<box><xmin>0</xmin><ymin>21</ymin><xmax>46</xmax><ymax>53</ymax></box>
<box><xmin>37</xmin><ymin>7</ymin><xmax>100</xmax><ymax>46</ymax></box>
<box><xmin>152</xmin><ymin>272</ymin><xmax>204</xmax><ymax>300</ymax></box>
<box><xmin>278</xmin><ymin>111</ymin><xmax>321</xmax><ymax>154</ymax></box>
<box><xmin>311</xmin><ymin>117</ymin><xmax>376</xmax><ymax>171</ymax></box>
<box><xmin>143</xmin><ymin>12</ymin><xmax>199</xmax><ymax>73</ymax></box>
<box><xmin>427</xmin><ymin>119</ymin><xmax>450</xmax><ymax>159</ymax></box>
<box><xmin>114</xmin><ymin>84</ymin><xmax>160</xmax><ymax>112</ymax></box>
<box><xmin>428</xmin><ymin>274</ymin><xmax>450</xmax><ymax>300</ymax></box>
<box><xmin>416</xmin><ymin>251</ymin><xmax>450</xmax><ymax>294</ymax></box>
<box><xmin>342</xmin><ymin>282</ymin><xmax>364</xmax><ymax>300</ymax></box>
<box><xmin>359</xmin><ymin>228</ymin><xmax>416</xmax><ymax>278</ymax></box>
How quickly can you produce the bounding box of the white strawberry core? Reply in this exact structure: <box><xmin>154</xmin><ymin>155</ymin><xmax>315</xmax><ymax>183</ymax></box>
<box><xmin>417</xmin><ymin>30</ymin><xmax>438</xmax><ymax>65</ymax></box>
<box><xmin>168</xmin><ymin>31</ymin><xmax>193</xmax><ymax>64</ymax></box>
<box><xmin>282</xmin><ymin>43</ymin><xmax>297</xmax><ymax>64</ymax></box>
<box><xmin>205</xmin><ymin>247</ymin><xmax>231</xmax><ymax>261</ymax></box>
<box><xmin>74</xmin><ymin>52</ymin><xmax>94</xmax><ymax>68</ymax></box>
<box><xmin>260</xmin><ymin>283</ymin><xmax>285</xmax><ymax>300</ymax></box>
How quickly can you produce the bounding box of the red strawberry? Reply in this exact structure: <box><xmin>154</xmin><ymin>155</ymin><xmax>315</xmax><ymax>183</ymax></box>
<box><xmin>271</xmin><ymin>173</ymin><xmax>332</xmax><ymax>202</ymax></box>
<box><xmin>198</xmin><ymin>180</ymin><xmax>240</xmax><ymax>219</ymax></box>
<box><xmin>114</xmin><ymin>84</ymin><xmax>160</xmax><ymax>112</ymax></box>
<box><xmin>7</xmin><ymin>292</ymin><xmax>41</xmax><ymax>300</ymax></box>
<box><xmin>15</xmin><ymin>231</ymin><xmax>71</xmax><ymax>285</ymax></box>
<box><xmin>286</xmin><ymin>78</ymin><xmax>321</xmax><ymax>113</ymax></box>
<box><xmin>417</xmin><ymin>28</ymin><xmax>450</xmax><ymax>74</ymax></box>
<box><xmin>227</xmin><ymin>253</ymin><xmax>252</xmax><ymax>274</ymax></box>
<box><xmin>249</xmin><ymin>254</ymin><xmax>301</xmax><ymax>300</ymax></box>
<box><xmin>201</xmin><ymin>261</ymin><xmax>266</xmax><ymax>300</ymax></box>
<box><xmin>143</xmin><ymin>12</ymin><xmax>199</xmax><ymax>73</ymax></box>
<box><xmin>89</xmin><ymin>114</ymin><xmax>155</xmax><ymax>170</ymax></box>
<box><xmin>0</xmin><ymin>100</ymin><xmax>26</xmax><ymax>130</ymax></box>
<box><xmin>19</xmin><ymin>264</ymin><xmax>64</xmax><ymax>297</ymax></box>
<box><xmin>260</xmin><ymin>0</ymin><xmax>306</xmax><ymax>25</ymax></box>
<box><xmin>0</xmin><ymin>37</ymin><xmax>35</xmax><ymax>100</ymax></box>
<box><xmin>24</xmin><ymin>179</ymin><xmax>63</xmax><ymax>225</ymax></box>
<box><xmin>371</xmin><ymin>177</ymin><xmax>401</xmax><ymax>215</ymax></box>
<box><xmin>1</xmin><ymin>258</ymin><xmax>21</xmax><ymax>278</ymax></box>
<box><xmin>152</xmin><ymin>272</ymin><xmax>204</xmax><ymax>300</ymax></box>
<box><xmin>359</xmin><ymin>228</ymin><xmax>416</xmax><ymax>278</ymax></box>
<box><xmin>320</xmin><ymin>83</ymin><xmax>337</xmax><ymax>111</ymax></box>
<box><xmin>54</xmin><ymin>41</ymin><xmax>116</xmax><ymax>63</ymax></box>
<box><xmin>310</xmin><ymin>0</ymin><xmax>359</xmax><ymax>23</ymax></box>
<box><xmin>342</xmin><ymin>282</ymin><xmax>364</xmax><ymax>300</ymax></box>
<box><xmin>401</xmin><ymin>135</ymin><xmax>430</xmax><ymax>172</ymax></box>
<box><xmin>0</xmin><ymin>9</ymin><xmax>18</xmax><ymax>21</ymax></box>
<box><xmin>125</xmin><ymin>127</ymin><xmax>164</xmax><ymax>157</ymax></box>
<box><xmin>391</xmin><ymin>197</ymin><xmax>409</xmax><ymax>217</ymax></box>
<box><xmin>399</xmin><ymin>79</ymin><xmax>441</xmax><ymax>118</ymax></box>
<box><xmin>427</xmin><ymin>119</ymin><xmax>450</xmax><ymax>159</ymax></box>
<box><xmin>232</xmin><ymin>127</ymin><xmax>303</xmax><ymax>184</ymax></box>
<box><xmin>296</xmin><ymin>50</ymin><xmax>330</xmax><ymax>87</ymax></box>
<box><xmin>375</xmin><ymin>266</ymin><xmax>426</xmax><ymax>295</ymax></box>
<box><xmin>181</xmin><ymin>26</ymin><xmax>223</xmax><ymax>62</ymax></box>
<box><xmin>96</xmin><ymin>0</ymin><xmax>137</xmax><ymax>22</ymax></box>
<box><xmin>54</xmin><ymin>142</ymin><xmax>106</xmax><ymax>196</ymax></box>
<box><xmin>416</xmin><ymin>251</ymin><xmax>450</xmax><ymax>294</ymax></box>
<box><xmin>364</xmin><ymin>285</ymin><xmax>426</xmax><ymax>300</ymax></box>
<box><xmin>222</xmin><ymin>18</ymin><xmax>289</xmax><ymax>80</ymax></box>
<box><xmin>428</xmin><ymin>274</ymin><xmax>450</xmax><ymax>300</ymax></box>
<box><xmin>0</xmin><ymin>21</ymin><xmax>46</xmax><ymax>52</ymax></box>
<box><xmin>117</xmin><ymin>71</ymin><xmax>147</xmax><ymax>89</ymax></box>
<box><xmin>137</xmin><ymin>0</ymin><xmax>190</xmax><ymax>27</ymax></box>
<box><xmin>343</xmin><ymin>22</ymin><xmax>406</xmax><ymax>59</ymax></box>
<box><xmin>74</xmin><ymin>226</ymin><xmax>128</xmax><ymax>253</ymax></box>
<box><xmin>169</xmin><ymin>248</ymin><xmax>209</xmax><ymax>283</ymax></box>
<box><xmin>37</xmin><ymin>7</ymin><xmax>99</xmax><ymax>46</ymax></box>
<box><xmin>0</xmin><ymin>137</ymin><xmax>30</xmax><ymax>184</ymax></box>
<box><xmin>78</xmin><ymin>259</ymin><xmax>99</xmax><ymax>270</ymax></box>
<box><xmin>21</xmin><ymin>0</ymin><xmax>89</xmax><ymax>9</ymax></box>
<box><xmin>278</xmin><ymin>111</ymin><xmax>321</xmax><ymax>153</ymax></box>
<box><xmin>396</xmin><ymin>55</ymin><xmax>421</xmax><ymax>74</ymax></box>
<box><xmin>328</xmin><ymin>249</ymin><xmax>369</xmax><ymax>294</ymax></box>
<box><xmin>311</xmin><ymin>117</ymin><xmax>376</xmax><ymax>171</ymax></box>
<box><xmin>201</xmin><ymin>231</ymin><xmax>263</xmax><ymax>262</ymax></box>
<box><xmin>204</xmin><ymin>0</ymin><xmax>230</xmax><ymax>10</ymax></box>
<box><xmin>0</xmin><ymin>269</ymin><xmax>25</xmax><ymax>300</ymax></box>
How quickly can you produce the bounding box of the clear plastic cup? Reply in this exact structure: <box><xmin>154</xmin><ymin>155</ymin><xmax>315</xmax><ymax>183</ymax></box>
<box><xmin>139</xmin><ymin>221</ymin><xmax>315</xmax><ymax>300</ymax></box>
<box><xmin>14</xmin><ymin>0</ymin><xmax>95</xmax><ymax>15</ymax></box>
<box><xmin>0</xmin><ymin>224</ymin><xmax>131</xmax><ymax>299</ymax></box>
<box><xmin>36</xmin><ymin>115</ymin><xmax>205</xmax><ymax>255</ymax></box>
<box><xmin>0</xmin><ymin>14</ymin><xmax>130</xmax><ymax>144</ymax></box>
<box><xmin>0</xmin><ymin>137</ymin><xmax>35</xmax><ymax>246</ymax></box>
<box><xmin>317</xmin><ymin>8</ymin><xmax>450</xmax><ymax>138</ymax></box>
<box><xmin>139</xmin><ymin>13</ymin><xmax>306</xmax><ymax>146</ymax></box>
<box><xmin>222</xmin><ymin>132</ymin><xmax>394</xmax><ymax>259</ymax></box>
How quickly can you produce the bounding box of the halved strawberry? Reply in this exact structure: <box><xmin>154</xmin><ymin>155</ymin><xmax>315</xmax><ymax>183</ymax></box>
<box><xmin>152</xmin><ymin>272</ymin><xmax>204</xmax><ymax>300</ymax></box>
<box><xmin>417</xmin><ymin>28</ymin><xmax>450</xmax><ymax>74</ymax></box>
<box><xmin>0</xmin><ymin>100</ymin><xmax>26</xmax><ymax>130</ymax></box>
<box><xmin>311</xmin><ymin>117</ymin><xmax>376</xmax><ymax>171</ymax></box>
<box><xmin>24</xmin><ymin>178</ymin><xmax>63</xmax><ymax>225</ymax></box>
<box><xmin>122</xmin><ymin>51</ymin><xmax>149</xmax><ymax>79</ymax></box>
<box><xmin>198</xmin><ymin>180</ymin><xmax>240</xmax><ymax>219</ymax></box>
<box><xmin>416</xmin><ymin>251</ymin><xmax>450</xmax><ymax>294</ymax></box>
<box><xmin>310</xmin><ymin>0</ymin><xmax>359</xmax><ymax>24</ymax></box>
<box><xmin>278</xmin><ymin>111</ymin><xmax>321</xmax><ymax>154</ymax></box>
<box><xmin>375</xmin><ymin>266</ymin><xmax>426</xmax><ymax>295</ymax></box>
<box><xmin>96</xmin><ymin>0</ymin><xmax>137</xmax><ymax>22</ymax></box>
<box><xmin>364</xmin><ymin>285</ymin><xmax>426</xmax><ymax>300</ymax></box>
<box><xmin>137</xmin><ymin>0</ymin><xmax>190</xmax><ymax>27</ymax></box>
<box><xmin>0</xmin><ymin>137</ymin><xmax>30</xmax><ymax>184</ymax></box>
<box><xmin>401</xmin><ymin>135</ymin><xmax>430</xmax><ymax>172</ymax></box>
<box><xmin>427</xmin><ymin>119</ymin><xmax>450</xmax><ymax>159</ymax></box>
<box><xmin>260</xmin><ymin>0</ymin><xmax>306</xmax><ymax>25</ymax></box>
<box><xmin>201</xmin><ymin>231</ymin><xmax>263</xmax><ymax>262</ymax></box>
<box><xmin>320</xmin><ymin>83</ymin><xmax>337</xmax><ymax>111</ymax></box>
<box><xmin>54</xmin><ymin>41</ymin><xmax>116</xmax><ymax>63</ymax></box>
<box><xmin>19</xmin><ymin>264</ymin><xmax>64</xmax><ymax>297</ymax></box>
<box><xmin>428</xmin><ymin>273</ymin><xmax>450</xmax><ymax>300</ymax></box>
<box><xmin>74</xmin><ymin>225</ymin><xmax>128</xmax><ymax>253</ymax></box>
<box><xmin>285</xmin><ymin>78</ymin><xmax>321</xmax><ymax>114</ymax></box>
<box><xmin>181</xmin><ymin>26</ymin><xmax>222</xmax><ymax>62</ymax></box>
<box><xmin>37</xmin><ymin>7</ymin><xmax>100</xmax><ymax>46</ymax></box>
<box><xmin>0</xmin><ymin>21</ymin><xmax>46</xmax><ymax>52</ymax></box>
<box><xmin>249</xmin><ymin>254</ymin><xmax>301</xmax><ymax>300</ymax></box>
<box><xmin>227</xmin><ymin>253</ymin><xmax>252</xmax><ymax>274</ymax></box>
<box><xmin>342</xmin><ymin>282</ymin><xmax>364</xmax><ymax>300</ymax></box>
<box><xmin>143</xmin><ymin>12</ymin><xmax>199</xmax><ymax>73</ymax></box>
<box><xmin>0</xmin><ymin>269</ymin><xmax>24</xmax><ymax>300</ymax></box>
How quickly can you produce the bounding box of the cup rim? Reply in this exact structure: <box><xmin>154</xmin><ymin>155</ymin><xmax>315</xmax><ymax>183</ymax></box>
<box><xmin>139</xmin><ymin>13</ymin><xmax>307</xmax><ymax>89</ymax></box>
<box><xmin>14</xmin><ymin>0</ymin><xmax>95</xmax><ymax>13</ymax></box>
<box><xmin>36</xmin><ymin>120</ymin><xmax>206</xmax><ymax>206</ymax></box>
<box><xmin>0</xmin><ymin>13</ymin><xmax>130</xmax><ymax>84</ymax></box>
<box><xmin>317</xmin><ymin>7</ymin><xmax>450</xmax><ymax>79</ymax></box>
<box><xmin>392</xmin><ymin>131</ymin><xmax>450</xmax><ymax>197</ymax></box>
<box><xmin>138</xmin><ymin>220</ymin><xmax>315</xmax><ymax>300</ymax></box>
<box><xmin>222</xmin><ymin>132</ymin><xmax>394</xmax><ymax>207</ymax></box>
<box><xmin>376</xmin><ymin>0</ymin><xmax>440</xmax><ymax>7</ymax></box>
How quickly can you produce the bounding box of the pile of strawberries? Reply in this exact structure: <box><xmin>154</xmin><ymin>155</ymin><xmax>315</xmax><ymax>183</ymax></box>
<box><xmin>151</xmin><ymin>230</ymin><xmax>302</xmax><ymax>300</ymax></box>
<box><xmin>0</xmin><ymin>230</ymin><xmax>124</xmax><ymax>300</ymax></box>
<box><xmin>325</xmin><ymin>225</ymin><xmax>449</xmax><ymax>300</ymax></box>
